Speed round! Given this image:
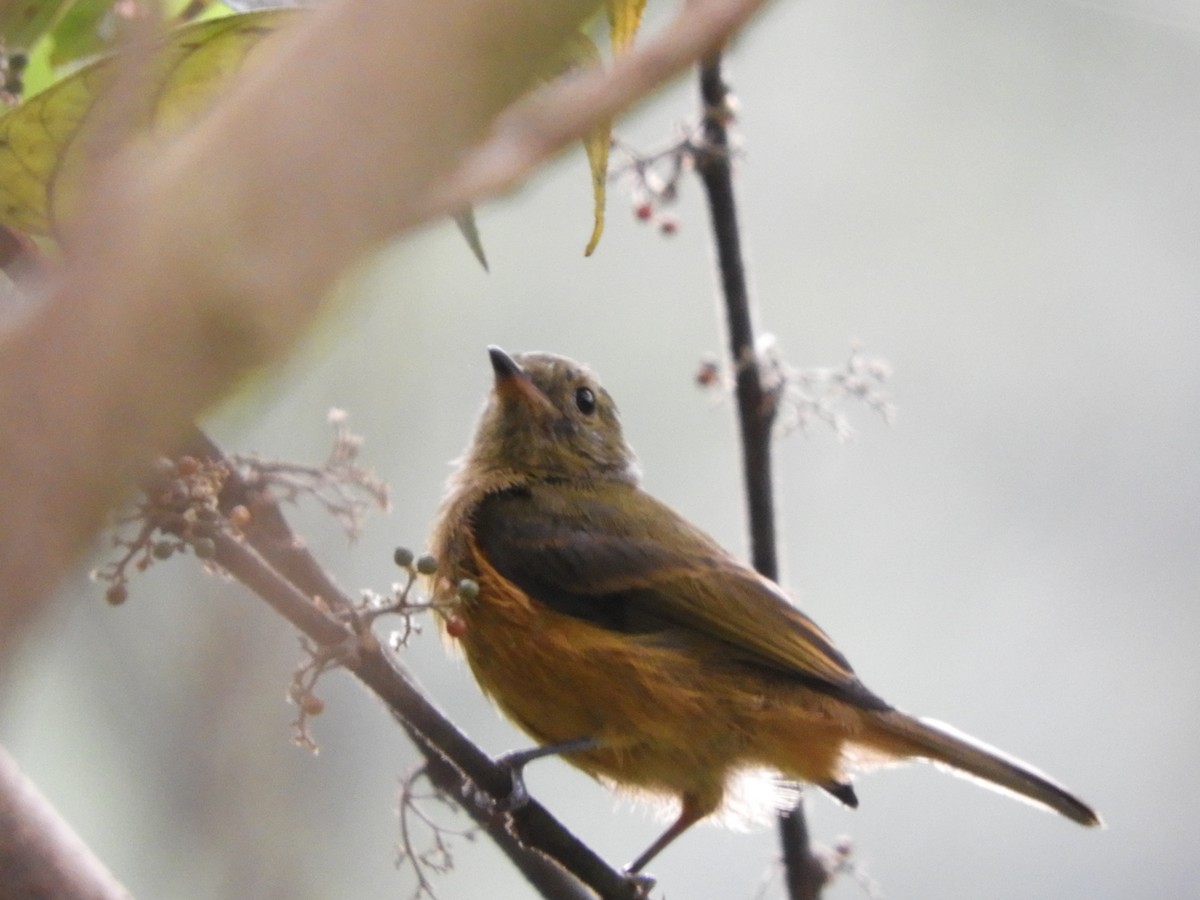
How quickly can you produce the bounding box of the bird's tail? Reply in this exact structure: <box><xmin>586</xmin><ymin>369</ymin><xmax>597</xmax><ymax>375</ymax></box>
<box><xmin>865</xmin><ymin>710</ymin><xmax>1101</xmax><ymax>827</ymax></box>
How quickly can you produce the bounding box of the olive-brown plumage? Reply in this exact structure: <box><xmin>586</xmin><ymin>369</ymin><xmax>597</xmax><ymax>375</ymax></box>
<box><xmin>429</xmin><ymin>347</ymin><xmax>1099</xmax><ymax>873</ymax></box>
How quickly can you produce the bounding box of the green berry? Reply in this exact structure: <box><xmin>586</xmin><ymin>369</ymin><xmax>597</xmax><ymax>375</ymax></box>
<box><xmin>415</xmin><ymin>554</ymin><xmax>438</xmax><ymax>576</ymax></box>
<box><xmin>393</xmin><ymin>546</ymin><xmax>414</xmax><ymax>569</ymax></box>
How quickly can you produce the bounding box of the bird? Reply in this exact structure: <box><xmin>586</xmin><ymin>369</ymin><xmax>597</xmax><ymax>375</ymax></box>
<box><xmin>427</xmin><ymin>346</ymin><xmax>1100</xmax><ymax>874</ymax></box>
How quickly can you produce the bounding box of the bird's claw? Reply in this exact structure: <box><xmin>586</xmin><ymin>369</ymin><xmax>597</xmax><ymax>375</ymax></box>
<box><xmin>493</xmin><ymin>750</ymin><xmax>533</xmax><ymax>812</ymax></box>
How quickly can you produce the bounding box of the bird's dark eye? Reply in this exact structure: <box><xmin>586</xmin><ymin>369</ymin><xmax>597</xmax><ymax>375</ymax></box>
<box><xmin>575</xmin><ymin>386</ymin><xmax>597</xmax><ymax>415</ymax></box>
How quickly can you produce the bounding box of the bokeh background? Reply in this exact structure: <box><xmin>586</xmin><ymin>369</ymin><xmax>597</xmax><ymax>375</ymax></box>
<box><xmin>3</xmin><ymin>0</ymin><xmax>1199</xmax><ymax>897</ymax></box>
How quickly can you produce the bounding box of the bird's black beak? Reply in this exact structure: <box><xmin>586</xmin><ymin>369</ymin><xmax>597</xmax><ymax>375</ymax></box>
<box><xmin>488</xmin><ymin>346</ymin><xmax>553</xmax><ymax>412</ymax></box>
<box><xmin>488</xmin><ymin>346</ymin><xmax>523</xmax><ymax>382</ymax></box>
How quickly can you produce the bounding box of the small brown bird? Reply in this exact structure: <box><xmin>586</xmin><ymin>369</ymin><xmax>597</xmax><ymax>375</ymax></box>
<box><xmin>429</xmin><ymin>347</ymin><xmax>1099</xmax><ymax>874</ymax></box>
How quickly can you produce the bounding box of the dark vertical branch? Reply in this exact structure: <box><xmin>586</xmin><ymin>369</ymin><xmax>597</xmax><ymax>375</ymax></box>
<box><xmin>696</xmin><ymin>54</ymin><xmax>778</xmax><ymax>581</ymax></box>
<box><xmin>779</xmin><ymin>806</ymin><xmax>830</xmax><ymax>899</ymax></box>
<box><xmin>694</xmin><ymin>52</ymin><xmax>827</xmax><ymax>900</ymax></box>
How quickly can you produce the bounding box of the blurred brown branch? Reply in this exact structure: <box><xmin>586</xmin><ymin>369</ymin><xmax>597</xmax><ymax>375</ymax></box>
<box><xmin>0</xmin><ymin>0</ymin><xmax>593</xmax><ymax>664</ymax></box>
<box><xmin>0</xmin><ymin>0</ymin><xmax>771</xmax><ymax>667</ymax></box>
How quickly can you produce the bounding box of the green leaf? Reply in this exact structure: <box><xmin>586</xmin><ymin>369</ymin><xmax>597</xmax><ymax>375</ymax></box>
<box><xmin>453</xmin><ymin>207</ymin><xmax>489</xmax><ymax>271</ymax></box>
<box><xmin>48</xmin><ymin>0</ymin><xmax>115</xmax><ymax>68</ymax></box>
<box><xmin>0</xmin><ymin>9</ymin><xmax>295</xmax><ymax>236</ymax></box>
<box><xmin>0</xmin><ymin>0</ymin><xmax>78</xmax><ymax>52</ymax></box>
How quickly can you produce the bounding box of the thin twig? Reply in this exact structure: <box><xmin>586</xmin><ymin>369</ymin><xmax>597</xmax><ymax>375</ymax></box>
<box><xmin>694</xmin><ymin>52</ymin><xmax>828</xmax><ymax>900</ymax></box>
<box><xmin>695</xmin><ymin>53</ymin><xmax>778</xmax><ymax>580</ymax></box>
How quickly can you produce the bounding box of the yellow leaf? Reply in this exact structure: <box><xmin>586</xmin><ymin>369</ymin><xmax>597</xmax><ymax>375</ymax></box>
<box><xmin>0</xmin><ymin>10</ymin><xmax>295</xmax><ymax>236</ymax></box>
<box><xmin>552</xmin><ymin>32</ymin><xmax>610</xmax><ymax>256</ymax></box>
<box><xmin>606</xmin><ymin>0</ymin><xmax>647</xmax><ymax>54</ymax></box>
<box><xmin>581</xmin><ymin>119</ymin><xmax>609</xmax><ymax>257</ymax></box>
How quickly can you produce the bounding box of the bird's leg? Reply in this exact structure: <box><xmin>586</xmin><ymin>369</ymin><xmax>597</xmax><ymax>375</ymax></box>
<box><xmin>625</xmin><ymin>794</ymin><xmax>707</xmax><ymax>874</ymax></box>
<box><xmin>493</xmin><ymin>736</ymin><xmax>599</xmax><ymax>812</ymax></box>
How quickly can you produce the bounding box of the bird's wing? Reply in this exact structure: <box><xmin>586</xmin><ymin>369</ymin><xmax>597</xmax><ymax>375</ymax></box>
<box><xmin>472</xmin><ymin>484</ymin><xmax>887</xmax><ymax>709</ymax></box>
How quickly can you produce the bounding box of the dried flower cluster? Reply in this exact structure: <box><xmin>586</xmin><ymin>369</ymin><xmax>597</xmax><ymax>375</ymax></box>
<box><xmin>697</xmin><ymin>339</ymin><xmax>896</xmax><ymax>441</ymax></box>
